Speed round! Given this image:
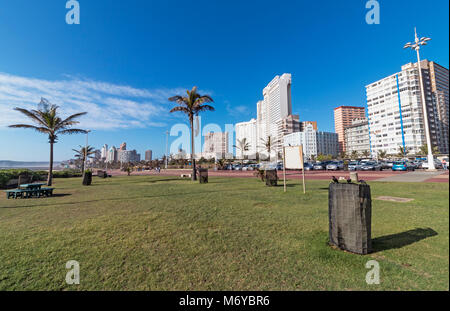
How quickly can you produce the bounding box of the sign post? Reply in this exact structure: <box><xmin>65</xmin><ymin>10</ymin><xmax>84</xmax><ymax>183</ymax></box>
<box><xmin>283</xmin><ymin>145</ymin><xmax>305</xmax><ymax>193</ymax></box>
<box><xmin>283</xmin><ymin>147</ymin><xmax>287</xmax><ymax>192</ymax></box>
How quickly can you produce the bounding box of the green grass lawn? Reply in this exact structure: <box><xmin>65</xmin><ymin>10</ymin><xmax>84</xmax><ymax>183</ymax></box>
<box><xmin>0</xmin><ymin>176</ymin><xmax>448</xmax><ymax>290</ymax></box>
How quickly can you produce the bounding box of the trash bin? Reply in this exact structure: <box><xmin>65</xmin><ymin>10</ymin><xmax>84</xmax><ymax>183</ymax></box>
<box><xmin>328</xmin><ymin>182</ymin><xmax>372</xmax><ymax>254</ymax></box>
<box><xmin>265</xmin><ymin>170</ymin><xmax>278</xmax><ymax>187</ymax></box>
<box><xmin>83</xmin><ymin>171</ymin><xmax>93</xmax><ymax>186</ymax></box>
<box><xmin>198</xmin><ymin>168</ymin><xmax>208</xmax><ymax>184</ymax></box>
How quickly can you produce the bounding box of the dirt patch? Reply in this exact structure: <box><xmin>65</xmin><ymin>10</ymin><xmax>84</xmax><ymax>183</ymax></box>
<box><xmin>376</xmin><ymin>196</ymin><xmax>414</xmax><ymax>203</ymax></box>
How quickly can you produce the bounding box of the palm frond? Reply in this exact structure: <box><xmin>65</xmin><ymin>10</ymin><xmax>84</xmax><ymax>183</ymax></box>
<box><xmin>12</xmin><ymin>107</ymin><xmax>48</xmax><ymax>127</ymax></box>
<box><xmin>8</xmin><ymin>124</ymin><xmax>50</xmax><ymax>134</ymax></box>
<box><xmin>170</xmin><ymin>106</ymin><xmax>191</xmax><ymax>115</ymax></box>
<box><xmin>58</xmin><ymin>128</ymin><xmax>88</xmax><ymax>135</ymax></box>
<box><xmin>59</xmin><ymin>112</ymin><xmax>87</xmax><ymax>127</ymax></box>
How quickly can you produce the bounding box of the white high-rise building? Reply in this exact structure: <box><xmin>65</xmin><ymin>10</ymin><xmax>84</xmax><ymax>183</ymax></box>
<box><xmin>283</xmin><ymin>124</ymin><xmax>339</xmax><ymax>159</ymax></box>
<box><xmin>101</xmin><ymin>144</ymin><xmax>108</xmax><ymax>160</ymax></box>
<box><xmin>236</xmin><ymin>73</ymin><xmax>293</xmax><ymax>159</ymax></box>
<box><xmin>366</xmin><ymin>60</ymin><xmax>448</xmax><ymax>156</ymax></box>
<box><xmin>259</xmin><ymin>74</ymin><xmax>292</xmax><ymax>154</ymax></box>
<box><xmin>107</xmin><ymin>146</ymin><xmax>117</xmax><ymax>163</ymax></box>
<box><xmin>235</xmin><ymin>119</ymin><xmax>257</xmax><ymax>158</ymax></box>
<box><xmin>202</xmin><ymin>132</ymin><xmax>230</xmax><ymax>159</ymax></box>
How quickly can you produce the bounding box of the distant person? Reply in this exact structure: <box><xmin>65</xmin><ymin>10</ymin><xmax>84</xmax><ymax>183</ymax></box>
<box><xmin>442</xmin><ymin>159</ymin><xmax>448</xmax><ymax>170</ymax></box>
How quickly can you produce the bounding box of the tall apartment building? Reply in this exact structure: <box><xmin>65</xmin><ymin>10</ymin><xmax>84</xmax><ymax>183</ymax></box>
<box><xmin>300</xmin><ymin>121</ymin><xmax>318</xmax><ymax>132</ymax></box>
<box><xmin>235</xmin><ymin>119</ymin><xmax>257</xmax><ymax>158</ymax></box>
<box><xmin>428</xmin><ymin>61</ymin><xmax>449</xmax><ymax>154</ymax></box>
<box><xmin>236</xmin><ymin>74</ymin><xmax>293</xmax><ymax>159</ymax></box>
<box><xmin>334</xmin><ymin>106</ymin><xmax>366</xmax><ymax>153</ymax></box>
<box><xmin>283</xmin><ymin>124</ymin><xmax>339</xmax><ymax>159</ymax></box>
<box><xmin>118</xmin><ymin>149</ymin><xmax>140</xmax><ymax>163</ymax></box>
<box><xmin>258</xmin><ymin>74</ymin><xmax>292</xmax><ymax>154</ymax></box>
<box><xmin>202</xmin><ymin>132</ymin><xmax>229</xmax><ymax>159</ymax></box>
<box><xmin>145</xmin><ymin>150</ymin><xmax>153</xmax><ymax>161</ymax></box>
<box><xmin>101</xmin><ymin>144</ymin><xmax>108</xmax><ymax>160</ymax></box>
<box><xmin>277</xmin><ymin>114</ymin><xmax>301</xmax><ymax>146</ymax></box>
<box><xmin>366</xmin><ymin>60</ymin><xmax>449</xmax><ymax>156</ymax></box>
<box><xmin>107</xmin><ymin>146</ymin><xmax>118</xmax><ymax>163</ymax></box>
<box><xmin>344</xmin><ymin>118</ymin><xmax>371</xmax><ymax>155</ymax></box>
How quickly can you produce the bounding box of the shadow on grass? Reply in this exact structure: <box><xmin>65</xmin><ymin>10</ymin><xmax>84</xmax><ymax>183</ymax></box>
<box><xmin>2</xmin><ymin>188</ymin><xmax>261</xmax><ymax>209</ymax></box>
<box><xmin>371</xmin><ymin>228</ymin><xmax>438</xmax><ymax>253</ymax></box>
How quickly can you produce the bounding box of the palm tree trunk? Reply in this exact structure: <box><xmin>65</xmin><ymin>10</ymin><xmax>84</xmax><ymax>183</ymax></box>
<box><xmin>190</xmin><ymin>119</ymin><xmax>197</xmax><ymax>181</ymax></box>
<box><xmin>48</xmin><ymin>142</ymin><xmax>53</xmax><ymax>186</ymax></box>
<box><xmin>81</xmin><ymin>157</ymin><xmax>85</xmax><ymax>176</ymax></box>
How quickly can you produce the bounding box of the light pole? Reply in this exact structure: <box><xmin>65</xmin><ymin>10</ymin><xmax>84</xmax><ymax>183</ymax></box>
<box><xmin>404</xmin><ymin>28</ymin><xmax>435</xmax><ymax>170</ymax></box>
<box><xmin>165</xmin><ymin>130</ymin><xmax>169</xmax><ymax>169</ymax></box>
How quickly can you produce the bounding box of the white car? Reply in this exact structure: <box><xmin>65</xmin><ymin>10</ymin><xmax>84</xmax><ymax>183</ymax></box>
<box><xmin>422</xmin><ymin>160</ymin><xmax>443</xmax><ymax>169</ymax></box>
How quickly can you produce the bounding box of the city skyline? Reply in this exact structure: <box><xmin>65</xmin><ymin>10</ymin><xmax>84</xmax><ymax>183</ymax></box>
<box><xmin>0</xmin><ymin>1</ymin><xmax>448</xmax><ymax>161</ymax></box>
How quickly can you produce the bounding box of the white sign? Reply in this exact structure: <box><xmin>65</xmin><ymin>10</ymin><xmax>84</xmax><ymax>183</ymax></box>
<box><xmin>284</xmin><ymin>146</ymin><xmax>304</xmax><ymax>170</ymax></box>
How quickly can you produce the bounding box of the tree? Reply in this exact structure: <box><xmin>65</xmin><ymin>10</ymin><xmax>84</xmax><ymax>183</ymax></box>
<box><xmin>398</xmin><ymin>145</ymin><xmax>410</xmax><ymax>157</ymax></box>
<box><xmin>234</xmin><ymin>138</ymin><xmax>250</xmax><ymax>168</ymax></box>
<box><xmin>72</xmin><ymin>145</ymin><xmax>96</xmax><ymax>174</ymax></box>
<box><xmin>169</xmin><ymin>87</ymin><xmax>214</xmax><ymax>181</ymax></box>
<box><xmin>9</xmin><ymin>98</ymin><xmax>87</xmax><ymax>186</ymax></box>
<box><xmin>419</xmin><ymin>144</ymin><xmax>439</xmax><ymax>156</ymax></box>
<box><xmin>339</xmin><ymin>151</ymin><xmax>347</xmax><ymax>160</ymax></box>
<box><xmin>362</xmin><ymin>150</ymin><xmax>371</xmax><ymax>158</ymax></box>
<box><xmin>377</xmin><ymin>150</ymin><xmax>387</xmax><ymax>160</ymax></box>
<box><xmin>260</xmin><ymin>136</ymin><xmax>274</xmax><ymax>161</ymax></box>
<box><xmin>350</xmin><ymin>150</ymin><xmax>359</xmax><ymax>160</ymax></box>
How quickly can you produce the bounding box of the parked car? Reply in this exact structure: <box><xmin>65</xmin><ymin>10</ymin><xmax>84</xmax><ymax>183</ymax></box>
<box><xmin>313</xmin><ymin>162</ymin><xmax>326</xmax><ymax>170</ymax></box>
<box><xmin>303</xmin><ymin>163</ymin><xmax>313</xmax><ymax>171</ymax></box>
<box><xmin>326</xmin><ymin>161</ymin><xmax>344</xmax><ymax>171</ymax></box>
<box><xmin>412</xmin><ymin>160</ymin><xmax>423</xmax><ymax>169</ymax></box>
<box><xmin>361</xmin><ymin>161</ymin><xmax>382</xmax><ymax>171</ymax></box>
<box><xmin>422</xmin><ymin>159</ymin><xmax>443</xmax><ymax>169</ymax></box>
<box><xmin>380</xmin><ymin>161</ymin><xmax>392</xmax><ymax>169</ymax></box>
<box><xmin>392</xmin><ymin>161</ymin><xmax>415</xmax><ymax>171</ymax></box>
<box><xmin>348</xmin><ymin>161</ymin><xmax>362</xmax><ymax>171</ymax></box>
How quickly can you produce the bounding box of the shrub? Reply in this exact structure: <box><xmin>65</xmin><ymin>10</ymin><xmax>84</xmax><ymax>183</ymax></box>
<box><xmin>0</xmin><ymin>169</ymin><xmax>82</xmax><ymax>189</ymax></box>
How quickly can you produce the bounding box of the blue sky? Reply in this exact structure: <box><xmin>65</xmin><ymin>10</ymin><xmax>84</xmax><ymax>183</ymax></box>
<box><xmin>0</xmin><ymin>0</ymin><xmax>448</xmax><ymax>161</ymax></box>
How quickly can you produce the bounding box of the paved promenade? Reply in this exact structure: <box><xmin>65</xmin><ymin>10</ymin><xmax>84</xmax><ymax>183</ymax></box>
<box><xmin>107</xmin><ymin>169</ymin><xmax>449</xmax><ymax>183</ymax></box>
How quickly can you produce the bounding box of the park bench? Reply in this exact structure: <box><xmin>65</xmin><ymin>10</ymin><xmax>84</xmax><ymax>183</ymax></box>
<box><xmin>4</xmin><ymin>185</ymin><xmax>54</xmax><ymax>199</ymax></box>
<box><xmin>5</xmin><ymin>189</ymin><xmax>24</xmax><ymax>199</ymax></box>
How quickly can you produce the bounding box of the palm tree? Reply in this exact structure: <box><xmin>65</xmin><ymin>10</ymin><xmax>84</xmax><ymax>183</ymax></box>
<box><xmin>377</xmin><ymin>150</ymin><xmax>387</xmax><ymax>160</ymax></box>
<box><xmin>398</xmin><ymin>146</ymin><xmax>410</xmax><ymax>157</ymax></box>
<box><xmin>362</xmin><ymin>150</ymin><xmax>371</xmax><ymax>158</ymax></box>
<box><xmin>73</xmin><ymin>145</ymin><xmax>96</xmax><ymax>173</ymax></box>
<box><xmin>234</xmin><ymin>138</ymin><xmax>250</xmax><ymax>168</ymax></box>
<box><xmin>260</xmin><ymin>136</ymin><xmax>274</xmax><ymax>161</ymax></box>
<box><xmin>9</xmin><ymin>98</ymin><xmax>87</xmax><ymax>186</ymax></box>
<box><xmin>350</xmin><ymin>150</ymin><xmax>359</xmax><ymax>160</ymax></box>
<box><xmin>419</xmin><ymin>144</ymin><xmax>439</xmax><ymax>156</ymax></box>
<box><xmin>169</xmin><ymin>87</ymin><xmax>214</xmax><ymax>181</ymax></box>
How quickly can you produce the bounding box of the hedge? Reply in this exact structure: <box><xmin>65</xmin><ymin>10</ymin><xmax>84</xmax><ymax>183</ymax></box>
<box><xmin>0</xmin><ymin>169</ymin><xmax>82</xmax><ymax>189</ymax></box>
